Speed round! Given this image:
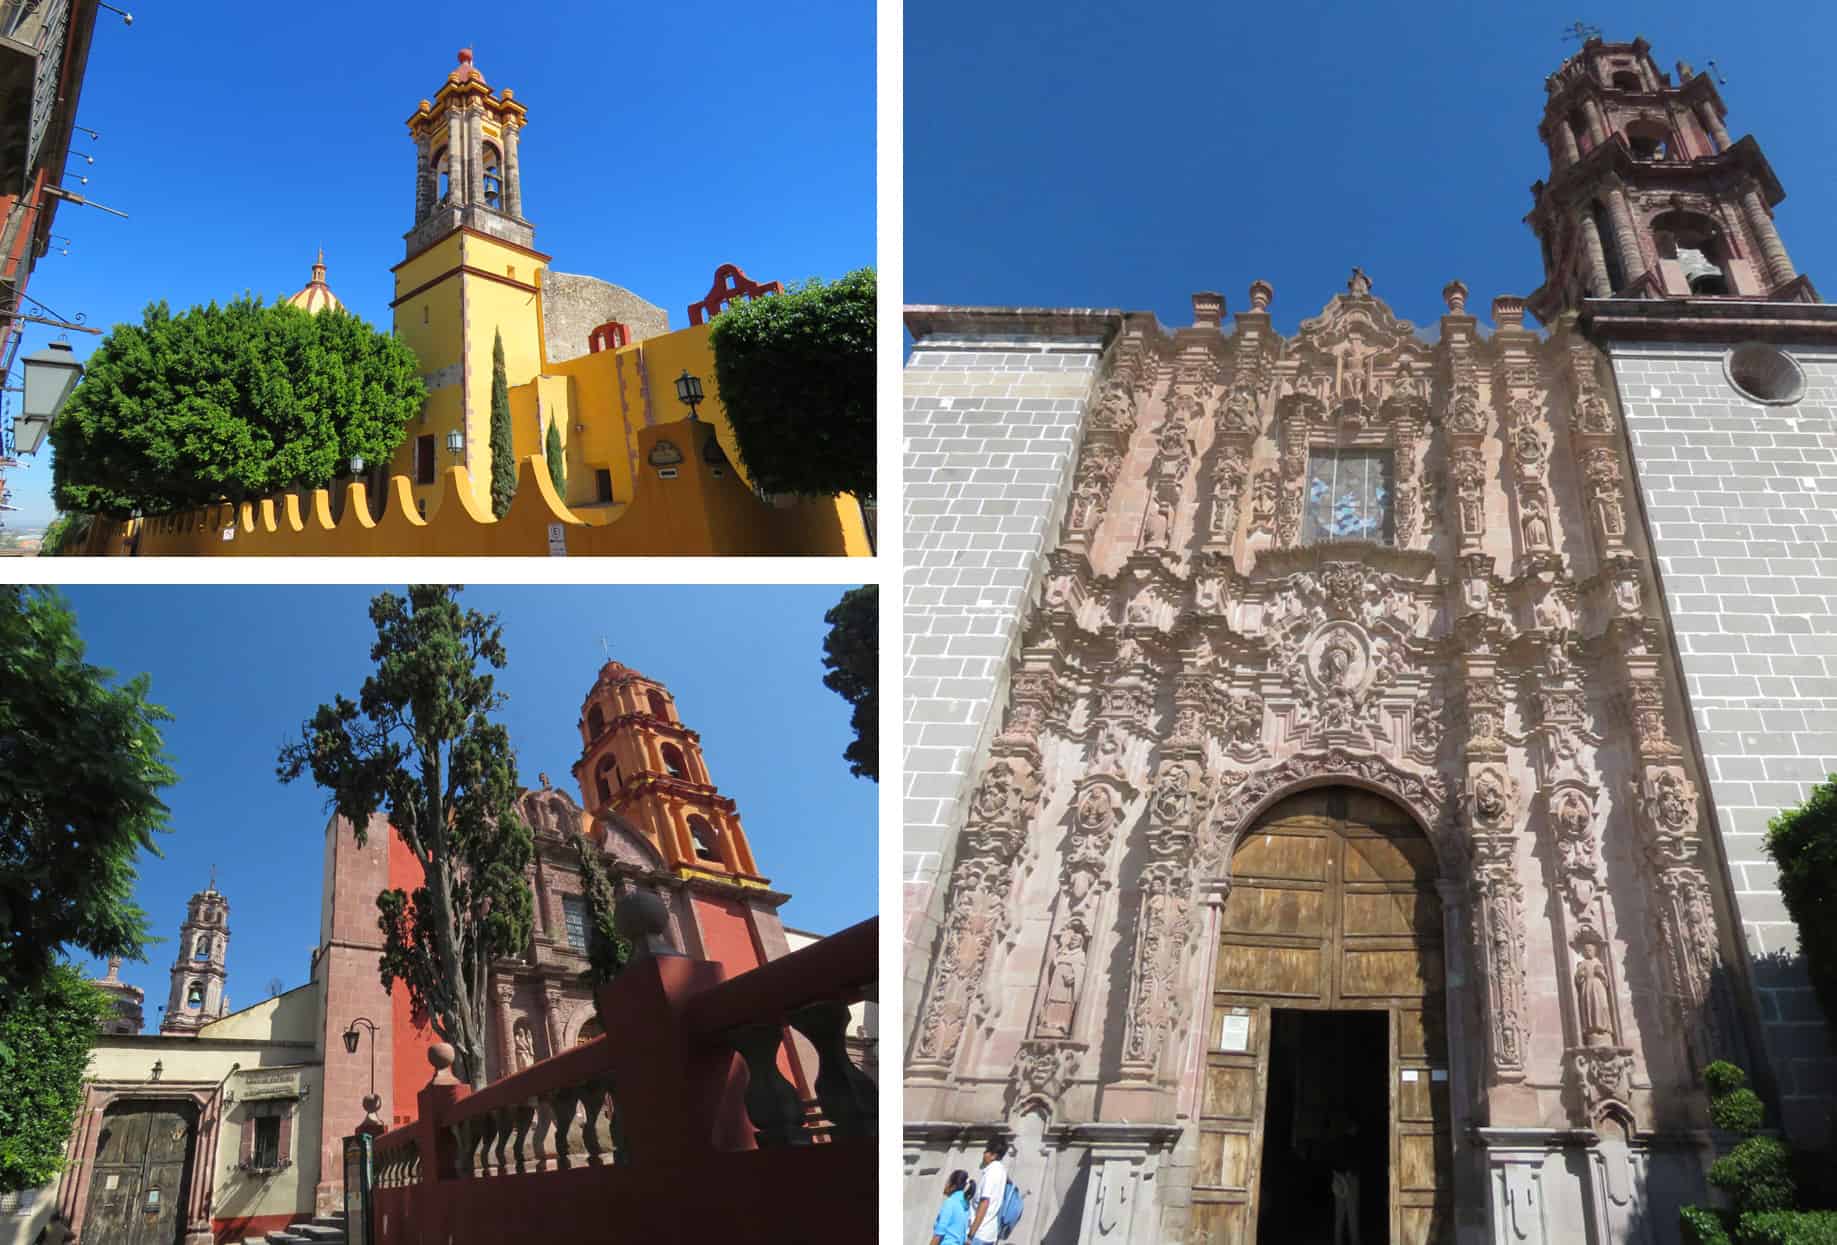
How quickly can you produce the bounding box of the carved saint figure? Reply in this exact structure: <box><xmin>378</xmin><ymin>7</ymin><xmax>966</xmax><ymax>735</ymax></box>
<box><xmin>1142</xmin><ymin>492</ymin><xmax>1174</xmax><ymax>549</ymax></box>
<box><xmin>1035</xmin><ymin>927</ymin><xmax>1087</xmax><ymax>1038</ymax></box>
<box><xmin>1474</xmin><ymin>772</ymin><xmax>1509</xmax><ymax>826</ymax></box>
<box><xmin>1316</xmin><ymin>638</ymin><xmax>1358</xmax><ymax>690</ymax></box>
<box><xmin>513</xmin><ymin>1023</ymin><xmax>536</xmax><ymax>1071</ymax></box>
<box><xmin>1151</xmin><ymin>766</ymin><xmax>1192</xmax><ymax>825</ymax></box>
<box><xmin>971</xmin><ymin>761</ymin><xmax>1021</xmax><ymax>824</ymax></box>
<box><xmin>1556</xmin><ymin>791</ymin><xmax>1591</xmax><ymax>841</ymax></box>
<box><xmin>1078</xmin><ymin>785</ymin><xmax>1118</xmax><ymax>838</ymax></box>
<box><xmin>1251</xmin><ymin>468</ymin><xmax>1280</xmax><ymax>517</ymax></box>
<box><xmin>1534</xmin><ymin>592</ymin><xmax>1569</xmax><ymax>633</ymax></box>
<box><xmin>1092</xmin><ymin>727</ymin><xmax>1126</xmax><ymax>777</ymax></box>
<box><xmin>1575</xmin><ymin>942</ymin><xmax>1615</xmax><ymax>1047</ymax></box>
<box><xmin>1521</xmin><ymin>494</ymin><xmax>1551</xmax><ymax>550</ymax></box>
<box><xmin>1348</xmin><ymin>267</ymin><xmax>1372</xmax><ymax>296</ymax></box>
<box><xmin>1656</xmin><ymin>772</ymin><xmax>1692</xmax><ymax>831</ymax></box>
<box><xmin>1228</xmin><ymin>694</ymin><xmax>1264</xmax><ymax>746</ymax></box>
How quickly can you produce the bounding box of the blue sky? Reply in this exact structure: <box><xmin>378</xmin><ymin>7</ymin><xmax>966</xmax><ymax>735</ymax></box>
<box><xmin>906</xmin><ymin>0</ymin><xmax>1837</xmax><ymax>337</ymax></box>
<box><xmin>53</xmin><ymin>585</ymin><xmax>876</xmax><ymax>1030</ymax></box>
<box><xmin>4</xmin><ymin>0</ymin><xmax>874</xmax><ymax>526</ymax></box>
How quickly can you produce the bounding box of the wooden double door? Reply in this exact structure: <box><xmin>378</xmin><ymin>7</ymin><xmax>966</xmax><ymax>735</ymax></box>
<box><xmin>1192</xmin><ymin>788</ymin><xmax>1453</xmax><ymax>1243</ymax></box>
<box><xmin>81</xmin><ymin>1101</ymin><xmax>196</xmax><ymax>1245</ymax></box>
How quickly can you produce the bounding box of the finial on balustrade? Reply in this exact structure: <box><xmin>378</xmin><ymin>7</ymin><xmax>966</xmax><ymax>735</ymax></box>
<box><xmin>427</xmin><ymin>1042</ymin><xmax>460</xmax><ymax>1086</ymax></box>
<box><xmin>358</xmin><ymin>1092</ymin><xmax>386</xmax><ymax>1135</ymax></box>
<box><xmin>1443</xmin><ymin>280</ymin><xmax>1469</xmax><ymax>314</ymax></box>
<box><xmin>615</xmin><ymin>890</ymin><xmax>686</xmax><ymax>961</ymax></box>
<box><xmin>1248</xmin><ymin>279</ymin><xmax>1273</xmax><ymax>313</ymax></box>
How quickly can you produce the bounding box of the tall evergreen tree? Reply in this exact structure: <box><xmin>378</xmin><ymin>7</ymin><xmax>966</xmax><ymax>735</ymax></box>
<box><xmin>489</xmin><ymin>330</ymin><xmax>517</xmax><ymax>518</ymax></box>
<box><xmin>544</xmin><ymin>418</ymin><xmax>567</xmax><ymax>500</ymax></box>
<box><xmin>277</xmin><ymin>586</ymin><xmax>533</xmax><ymax>1089</ymax></box>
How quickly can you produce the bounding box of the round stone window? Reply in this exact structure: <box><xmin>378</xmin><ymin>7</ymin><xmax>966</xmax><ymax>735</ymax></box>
<box><xmin>1724</xmin><ymin>342</ymin><xmax>1806</xmax><ymax>405</ymax></box>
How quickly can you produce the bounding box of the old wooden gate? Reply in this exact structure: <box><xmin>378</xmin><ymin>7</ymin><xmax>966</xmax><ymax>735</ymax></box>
<box><xmin>1191</xmin><ymin>787</ymin><xmax>1453</xmax><ymax>1243</ymax></box>
<box><xmin>81</xmin><ymin>1101</ymin><xmax>196</xmax><ymax>1245</ymax></box>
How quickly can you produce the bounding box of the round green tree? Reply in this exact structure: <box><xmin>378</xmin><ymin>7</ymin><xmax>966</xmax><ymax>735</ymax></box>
<box><xmin>51</xmin><ymin>297</ymin><xmax>426</xmax><ymax>518</ymax></box>
<box><xmin>707</xmin><ymin>267</ymin><xmax>874</xmax><ymax>500</ymax></box>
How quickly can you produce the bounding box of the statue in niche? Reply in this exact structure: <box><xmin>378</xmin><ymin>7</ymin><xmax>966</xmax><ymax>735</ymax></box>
<box><xmin>514</xmin><ymin>1022</ymin><xmax>536</xmax><ymax>1071</ymax></box>
<box><xmin>1035</xmin><ymin>926</ymin><xmax>1088</xmax><ymax>1038</ymax></box>
<box><xmin>1151</xmin><ymin>766</ymin><xmax>1193</xmax><ymax>824</ymax></box>
<box><xmin>1142</xmin><ymin>492</ymin><xmax>1174</xmax><ymax>549</ymax></box>
<box><xmin>1575</xmin><ymin>942</ymin><xmax>1616</xmax><ymax>1047</ymax></box>
<box><xmin>1091</xmin><ymin>728</ymin><xmax>1126</xmax><ymax>778</ymax></box>
<box><xmin>1534</xmin><ymin>592</ymin><xmax>1570</xmax><ymax>633</ymax></box>
<box><xmin>970</xmin><ymin>761</ymin><xmax>1023</xmax><ymax>824</ymax></box>
<box><xmin>1521</xmin><ymin>494</ymin><xmax>1552</xmax><ymax>550</ymax></box>
<box><xmin>1474</xmin><ymin>772</ymin><xmax>1509</xmax><ymax>826</ymax></box>
<box><xmin>1251</xmin><ymin>468</ymin><xmax>1280</xmax><ymax>518</ymax></box>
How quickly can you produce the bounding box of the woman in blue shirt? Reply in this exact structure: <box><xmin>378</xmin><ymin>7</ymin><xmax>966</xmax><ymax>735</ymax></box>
<box><xmin>929</xmin><ymin>1169</ymin><xmax>974</xmax><ymax>1245</ymax></box>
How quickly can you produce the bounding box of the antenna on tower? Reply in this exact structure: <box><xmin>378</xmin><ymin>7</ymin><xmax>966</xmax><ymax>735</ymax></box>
<box><xmin>1562</xmin><ymin>21</ymin><xmax>1602</xmax><ymax>45</ymax></box>
<box><xmin>1706</xmin><ymin>58</ymin><xmax>1727</xmax><ymax>85</ymax></box>
<box><xmin>600</xmin><ymin>636</ymin><xmax>609</xmax><ymax>661</ymax></box>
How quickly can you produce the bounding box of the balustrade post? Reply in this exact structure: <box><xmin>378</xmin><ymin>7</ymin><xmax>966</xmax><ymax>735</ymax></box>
<box><xmin>787</xmin><ymin>999</ymin><xmax>877</xmax><ymax>1139</ymax></box>
<box><xmin>416</xmin><ymin>1043</ymin><xmax>469</xmax><ymax>1180</ymax></box>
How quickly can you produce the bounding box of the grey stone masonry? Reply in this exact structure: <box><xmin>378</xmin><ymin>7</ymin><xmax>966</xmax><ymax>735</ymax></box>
<box><xmin>1611</xmin><ymin>337</ymin><xmax>1837</xmax><ymax>1139</ymax></box>
<box><xmin>902</xmin><ymin>307</ymin><xmax>1121</xmax><ymax>1041</ymax></box>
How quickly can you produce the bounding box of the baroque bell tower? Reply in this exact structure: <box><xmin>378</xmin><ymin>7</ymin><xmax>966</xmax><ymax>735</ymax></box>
<box><xmin>390</xmin><ymin>48</ymin><xmax>550</xmax><ymax>516</ymax></box>
<box><xmin>1526</xmin><ymin>35</ymin><xmax>1816</xmax><ymax>323</ymax></box>
<box><xmin>159</xmin><ymin>877</ymin><xmax>229</xmax><ymax>1035</ymax></box>
<box><xmin>571</xmin><ymin>659</ymin><xmax>765</xmax><ymax>882</ymax></box>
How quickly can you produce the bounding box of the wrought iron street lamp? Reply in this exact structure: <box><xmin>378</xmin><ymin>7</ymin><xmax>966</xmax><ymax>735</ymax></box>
<box><xmin>13</xmin><ymin>340</ymin><xmax>83</xmax><ymax>456</ymax></box>
<box><xmin>674</xmin><ymin>370</ymin><xmax>704</xmax><ymax>421</ymax></box>
<box><xmin>344</xmin><ymin>1017</ymin><xmax>383</xmax><ymax>1132</ymax></box>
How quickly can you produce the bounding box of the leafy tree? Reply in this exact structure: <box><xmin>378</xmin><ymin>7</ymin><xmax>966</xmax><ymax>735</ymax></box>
<box><xmin>571</xmin><ymin>829</ymin><xmax>630</xmax><ymax>988</ymax></box>
<box><xmin>0</xmin><ymin>586</ymin><xmax>174</xmax><ymax>1006</ymax></box>
<box><xmin>489</xmin><ymin>331</ymin><xmax>516</xmax><ymax>518</ymax></box>
<box><xmin>36</xmin><ymin>513</ymin><xmax>91</xmax><ymax>557</ymax></box>
<box><xmin>544</xmin><ymin>418</ymin><xmax>566</xmax><ymax>500</ymax></box>
<box><xmin>277</xmin><ymin>586</ymin><xmax>533</xmax><ymax>1089</ymax></box>
<box><xmin>0</xmin><ymin>964</ymin><xmax>111</xmax><ymax>1193</ymax></box>
<box><xmin>1766</xmin><ymin>778</ymin><xmax>1837</xmax><ymax>1029</ymax></box>
<box><xmin>820</xmin><ymin>585</ymin><xmax>877</xmax><ymax>781</ymax></box>
<box><xmin>707</xmin><ymin>267</ymin><xmax>874</xmax><ymax>500</ymax></box>
<box><xmin>51</xmin><ymin>297</ymin><xmax>425</xmax><ymax>518</ymax></box>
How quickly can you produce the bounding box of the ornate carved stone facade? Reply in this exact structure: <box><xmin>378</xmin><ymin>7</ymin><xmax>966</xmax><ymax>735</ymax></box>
<box><xmin>904</xmin><ymin>275</ymin><xmax>1757</xmax><ymax>1242</ymax></box>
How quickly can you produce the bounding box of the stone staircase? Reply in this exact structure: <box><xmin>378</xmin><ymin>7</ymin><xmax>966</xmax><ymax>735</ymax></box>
<box><xmin>242</xmin><ymin>1210</ymin><xmax>347</xmax><ymax>1245</ymax></box>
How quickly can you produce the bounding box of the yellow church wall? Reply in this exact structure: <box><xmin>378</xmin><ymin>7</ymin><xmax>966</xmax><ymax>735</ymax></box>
<box><xmin>78</xmin><ymin>428</ymin><xmax>870</xmax><ymax>556</ymax></box>
<box><xmin>198</xmin><ymin>984</ymin><xmax>319</xmax><ymax>1044</ymax></box>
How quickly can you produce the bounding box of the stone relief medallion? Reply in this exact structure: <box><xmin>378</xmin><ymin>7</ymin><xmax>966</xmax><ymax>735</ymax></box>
<box><xmin>1305</xmin><ymin>621</ymin><xmax>1373</xmax><ymax>698</ymax></box>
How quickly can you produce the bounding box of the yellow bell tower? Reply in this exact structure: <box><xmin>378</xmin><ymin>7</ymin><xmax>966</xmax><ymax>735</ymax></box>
<box><xmin>390</xmin><ymin>49</ymin><xmax>549</xmax><ymax>515</ymax></box>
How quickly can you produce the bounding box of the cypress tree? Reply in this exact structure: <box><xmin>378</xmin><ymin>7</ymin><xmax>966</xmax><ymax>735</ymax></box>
<box><xmin>545</xmin><ymin>417</ymin><xmax>566</xmax><ymax>500</ymax></box>
<box><xmin>489</xmin><ymin>330</ymin><xmax>516</xmax><ymax>518</ymax></box>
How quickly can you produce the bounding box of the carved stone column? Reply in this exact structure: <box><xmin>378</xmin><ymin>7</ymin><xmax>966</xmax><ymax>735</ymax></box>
<box><xmin>413</xmin><ymin>132</ymin><xmax>434</xmax><ymax>222</ymax></box>
<box><xmin>1696</xmin><ymin>99</ymin><xmax>1732</xmax><ymax>152</ymax></box>
<box><xmin>493</xmin><ymin>979</ymin><xmax>516</xmax><ymax>1082</ymax></box>
<box><xmin>1552</xmin><ymin>117</ymin><xmax>1581</xmax><ymax>168</ymax></box>
<box><xmin>1117</xmin><ymin>753</ymin><xmax>1202</xmax><ymax>1083</ymax></box>
<box><xmin>1603</xmin><ymin>179</ymin><xmax>1648</xmax><ymax>290</ymax></box>
<box><xmin>1139</xmin><ymin>394</ymin><xmax>1196</xmax><ymax>553</ymax></box>
<box><xmin>1573</xmin><ymin>208</ymin><xmax>1614</xmax><ymax>297</ymax></box>
<box><xmin>541</xmin><ymin>983</ymin><xmax>566</xmax><ymax>1057</ymax></box>
<box><xmin>1740</xmin><ymin>179</ymin><xmax>1796</xmax><ymax>287</ymax></box>
<box><xmin>1205</xmin><ymin>281</ymin><xmax>1274</xmax><ymax>553</ymax></box>
<box><xmin>501</xmin><ymin>117</ymin><xmax>522</xmax><ymax>219</ymax></box>
<box><xmin>910</xmin><ymin>755</ymin><xmax>1041</xmax><ymax>1079</ymax></box>
<box><xmin>1463</xmin><ymin>653</ymin><xmax>1529</xmax><ymax>1087</ymax></box>
<box><xmin>1584</xmin><ymin>96</ymin><xmax>1610</xmax><ymax>147</ymax></box>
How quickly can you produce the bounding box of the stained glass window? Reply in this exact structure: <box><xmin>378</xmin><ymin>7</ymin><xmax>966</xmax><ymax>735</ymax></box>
<box><xmin>1303</xmin><ymin>450</ymin><xmax>1394</xmax><ymax>544</ymax></box>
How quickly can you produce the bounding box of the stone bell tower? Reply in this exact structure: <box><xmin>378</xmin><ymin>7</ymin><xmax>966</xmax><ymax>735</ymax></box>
<box><xmin>160</xmin><ymin>877</ymin><xmax>230</xmax><ymax>1035</ymax></box>
<box><xmin>1526</xmin><ymin>34</ymin><xmax>1816</xmax><ymax>322</ymax></box>
<box><xmin>571</xmin><ymin>659</ymin><xmax>765</xmax><ymax>882</ymax></box>
<box><xmin>404</xmin><ymin>48</ymin><xmax>532</xmax><ymax>256</ymax></box>
<box><xmin>391</xmin><ymin>48</ymin><xmax>549</xmax><ymax>516</ymax></box>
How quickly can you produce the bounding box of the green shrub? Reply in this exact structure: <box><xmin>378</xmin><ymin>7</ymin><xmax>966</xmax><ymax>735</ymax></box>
<box><xmin>1714</xmin><ymin>1087</ymin><xmax>1768</xmax><ymax>1135</ymax></box>
<box><xmin>1706</xmin><ymin>1060</ymin><xmax>1751</xmax><ymax>1100</ymax></box>
<box><xmin>1736</xmin><ymin>1210</ymin><xmax>1837</xmax><ymax>1245</ymax></box>
<box><xmin>1685</xmin><ymin>1206</ymin><xmax>1735</xmax><ymax>1245</ymax></box>
<box><xmin>1766</xmin><ymin>778</ymin><xmax>1837</xmax><ymax>1028</ymax></box>
<box><xmin>1712</xmin><ymin>1137</ymin><xmax>1799</xmax><ymax>1214</ymax></box>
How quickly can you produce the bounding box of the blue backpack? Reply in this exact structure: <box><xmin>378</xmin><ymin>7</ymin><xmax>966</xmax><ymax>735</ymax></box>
<box><xmin>996</xmin><ymin>1180</ymin><xmax>1024</xmax><ymax>1239</ymax></box>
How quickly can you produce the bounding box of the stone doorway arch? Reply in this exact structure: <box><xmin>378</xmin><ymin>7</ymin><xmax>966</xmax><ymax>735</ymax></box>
<box><xmin>1187</xmin><ymin>783</ymin><xmax>1459</xmax><ymax>1245</ymax></box>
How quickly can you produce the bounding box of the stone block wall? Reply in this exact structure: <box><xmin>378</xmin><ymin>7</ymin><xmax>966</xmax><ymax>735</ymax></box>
<box><xmin>540</xmin><ymin>271</ymin><xmax>671</xmax><ymax>364</ymax></box>
<box><xmin>901</xmin><ymin>309</ymin><xmax>1117</xmax><ymax>1039</ymax></box>
<box><xmin>1611</xmin><ymin>339</ymin><xmax>1837</xmax><ymax>1139</ymax></box>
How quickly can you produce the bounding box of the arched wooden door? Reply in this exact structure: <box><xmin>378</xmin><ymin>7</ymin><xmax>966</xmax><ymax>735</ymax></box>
<box><xmin>1191</xmin><ymin>787</ymin><xmax>1452</xmax><ymax>1244</ymax></box>
<box><xmin>81</xmin><ymin>1101</ymin><xmax>196</xmax><ymax>1245</ymax></box>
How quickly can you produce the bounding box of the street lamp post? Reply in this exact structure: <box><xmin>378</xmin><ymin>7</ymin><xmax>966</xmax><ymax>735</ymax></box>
<box><xmin>12</xmin><ymin>340</ymin><xmax>84</xmax><ymax>456</ymax></box>
<box><xmin>342</xmin><ymin>1017</ymin><xmax>385</xmax><ymax>1133</ymax></box>
<box><xmin>674</xmin><ymin>370</ymin><xmax>704</xmax><ymax>421</ymax></box>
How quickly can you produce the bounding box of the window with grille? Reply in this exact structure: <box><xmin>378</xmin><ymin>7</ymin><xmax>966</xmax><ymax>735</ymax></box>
<box><xmin>1303</xmin><ymin>450</ymin><xmax>1394</xmax><ymax>544</ymax></box>
<box><xmin>252</xmin><ymin>1116</ymin><xmax>280</xmax><ymax>1169</ymax></box>
<box><xmin>563</xmin><ymin>895</ymin><xmax>589</xmax><ymax>950</ymax></box>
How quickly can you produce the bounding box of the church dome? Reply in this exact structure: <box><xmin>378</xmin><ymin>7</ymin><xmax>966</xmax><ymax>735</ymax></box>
<box><xmin>286</xmin><ymin>250</ymin><xmax>344</xmax><ymax>315</ymax></box>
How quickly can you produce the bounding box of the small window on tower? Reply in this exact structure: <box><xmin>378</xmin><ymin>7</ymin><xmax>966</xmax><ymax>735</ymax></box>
<box><xmin>647</xmin><ymin>690</ymin><xmax>668</xmax><ymax>720</ymax></box>
<box><xmin>434</xmin><ymin>148</ymin><xmax>450</xmax><ymax>204</ymax></box>
<box><xmin>194</xmin><ymin>937</ymin><xmax>209</xmax><ymax>960</ymax></box>
<box><xmin>483</xmin><ymin>144</ymin><xmax>502</xmax><ymax>211</ymax></box>
<box><xmin>1611</xmin><ymin>70</ymin><xmax>1641</xmax><ymax>92</ymax></box>
<box><xmin>562</xmin><ymin>894</ymin><xmax>590</xmax><ymax>950</ymax></box>
<box><xmin>594</xmin><ymin>754</ymin><xmax>617</xmax><ymax>804</ymax></box>
<box><xmin>587</xmin><ymin>704</ymin><xmax>606</xmax><ymax>739</ymax></box>
<box><xmin>1303</xmin><ymin>450</ymin><xmax>1394</xmax><ymax>545</ymax></box>
<box><xmin>661</xmin><ymin>743</ymin><xmax>688</xmax><ymax>779</ymax></box>
<box><xmin>688</xmin><ymin>816</ymin><xmax>721</xmax><ymax>864</ymax></box>
<box><xmin>1625</xmin><ymin>119</ymin><xmax>1670</xmax><ymax>161</ymax></box>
